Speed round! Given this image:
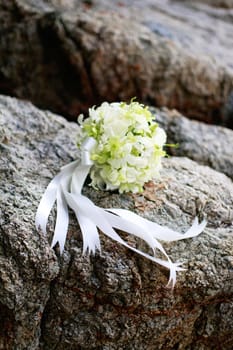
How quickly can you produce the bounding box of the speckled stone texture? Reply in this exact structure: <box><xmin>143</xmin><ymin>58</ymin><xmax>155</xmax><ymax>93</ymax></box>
<box><xmin>153</xmin><ymin>107</ymin><xmax>233</xmax><ymax>180</ymax></box>
<box><xmin>0</xmin><ymin>0</ymin><xmax>233</xmax><ymax>126</ymax></box>
<box><xmin>0</xmin><ymin>95</ymin><xmax>232</xmax><ymax>349</ymax></box>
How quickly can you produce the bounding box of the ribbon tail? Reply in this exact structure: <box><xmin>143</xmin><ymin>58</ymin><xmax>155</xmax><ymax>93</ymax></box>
<box><xmin>51</xmin><ymin>185</ymin><xmax>69</xmax><ymax>253</ymax></box>
<box><xmin>63</xmin><ymin>193</ymin><xmax>182</xmax><ymax>288</ymax></box>
<box><xmin>35</xmin><ymin>172</ymin><xmax>61</xmax><ymax>234</ymax></box>
<box><xmin>102</xmin><ymin>208</ymin><xmax>206</xmax><ymax>287</ymax></box>
<box><xmin>66</xmin><ymin>164</ymin><xmax>102</xmax><ymax>254</ymax></box>
<box><xmin>63</xmin><ymin>191</ymin><xmax>101</xmax><ymax>255</ymax></box>
<box><xmin>103</xmin><ymin>209</ymin><xmax>165</xmax><ymax>257</ymax></box>
<box><xmin>102</xmin><ymin>209</ymin><xmax>183</xmax><ymax>288</ymax></box>
<box><xmin>71</xmin><ymin>164</ymin><xmax>92</xmax><ymax>195</ymax></box>
<box><xmin>181</xmin><ymin>217</ymin><xmax>207</xmax><ymax>239</ymax></box>
<box><xmin>108</xmin><ymin>208</ymin><xmax>207</xmax><ymax>242</ymax></box>
<box><xmin>35</xmin><ymin>160</ymin><xmax>80</xmax><ymax>234</ymax></box>
<box><xmin>75</xmin><ymin>212</ymin><xmax>101</xmax><ymax>255</ymax></box>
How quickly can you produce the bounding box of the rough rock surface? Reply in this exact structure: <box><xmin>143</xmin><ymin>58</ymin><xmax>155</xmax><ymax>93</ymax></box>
<box><xmin>152</xmin><ymin>107</ymin><xmax>233</xmax><ymax>180</ymax></box>
<box><xmin>179</xmin><ymin>0</ymin><xmax>233</xmax><ymax>8</ymax></box>
<box><xmin>92</xmin><ymin>0</ymin><xmax>233</xmax><ymax>73</ymax></box>
<box><xmin>0</xmin><ymin>95</ymin><xmax>233</xmax><ymax>349</ymax></box>
<box><xmin>0</xmin><ymin>0</ymin><xmax>233</xmax><ymax>126</ymax></box>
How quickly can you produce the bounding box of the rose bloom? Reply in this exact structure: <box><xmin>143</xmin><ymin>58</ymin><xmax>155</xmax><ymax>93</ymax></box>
<box><xmin>78</xmin><ymin>100</ymin><xmax>166</xmax><ymax>193</ymax></box>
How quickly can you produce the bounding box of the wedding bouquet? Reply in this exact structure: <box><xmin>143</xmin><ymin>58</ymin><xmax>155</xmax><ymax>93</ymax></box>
<box><xmin>36</xmin><ymin>100</ymin><xmax>206</xmax><ymax>287</ymax></box>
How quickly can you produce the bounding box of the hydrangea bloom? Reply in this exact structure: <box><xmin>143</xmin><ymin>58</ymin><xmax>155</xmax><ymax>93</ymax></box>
<box><xmin>78</xmin><ymin>101</ymin><xmax>166</xmax><ymax>193</ymax></box>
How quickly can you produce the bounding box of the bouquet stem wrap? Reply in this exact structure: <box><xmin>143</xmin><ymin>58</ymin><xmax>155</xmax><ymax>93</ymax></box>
<box><xmin>36</xmin><ymin>137</ymin><xmax>207</xmax><ymax>288</ymax></box>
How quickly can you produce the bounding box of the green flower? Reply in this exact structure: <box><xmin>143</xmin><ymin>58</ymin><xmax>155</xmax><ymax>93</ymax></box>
<box><xmin>78</xmin><ymin>101</ymin><xmax>166</xmax><ymax>193</ymax></box>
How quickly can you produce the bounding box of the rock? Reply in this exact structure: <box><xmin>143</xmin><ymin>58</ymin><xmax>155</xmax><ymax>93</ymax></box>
<box><xmin>0</xmin><ymin>95</ymin><xmax>232</xmax><ymax>349</ymax></box>
<box><xmin>0</xmin><ymin>0</ymin><xmax>233</xmax><ymax>126</ymax></box>
<box><xmin>93</xmin><ymin>0</ymin><xmax>233</xmax><ymax>71</ymax></box>
<box><xmin>152</xmin><ymin>107</ymin><xmax>233</xmax><ymax>180</ymax></box>
<box><xmin>223</xmin><ymin>90</ymin><xmax>233</xmax><ymax>128</ymax></box>
<box><xmin>178</xmin><ymin>0</ymin><xmax>233</xmax><ymax>8</ymax></box>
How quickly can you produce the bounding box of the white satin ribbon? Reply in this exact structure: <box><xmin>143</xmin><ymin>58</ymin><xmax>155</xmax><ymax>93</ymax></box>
<box><xmin>35</xmin><ymin>137</ymin><xmax>207</xmax><ymax>287</ymax></box>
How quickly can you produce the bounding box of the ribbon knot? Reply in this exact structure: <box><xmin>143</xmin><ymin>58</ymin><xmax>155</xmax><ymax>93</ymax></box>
<box><xmin>81</xmin><ymin>137</ymin><xmax>96</xmax><ymax>166</ymax></box>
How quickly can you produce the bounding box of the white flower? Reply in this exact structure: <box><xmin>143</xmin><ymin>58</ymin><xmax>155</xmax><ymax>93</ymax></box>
<box><xmin>78</xmin><ymin>100</ymin><xmax>166</xmax><ymax>193</ymax></box>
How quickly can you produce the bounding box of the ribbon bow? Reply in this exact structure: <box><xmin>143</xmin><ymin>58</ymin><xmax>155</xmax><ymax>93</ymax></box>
<box><xmin>35</xmin><ymin>137</ymin><xmax>206</xmax><ymax>288</ymax></box>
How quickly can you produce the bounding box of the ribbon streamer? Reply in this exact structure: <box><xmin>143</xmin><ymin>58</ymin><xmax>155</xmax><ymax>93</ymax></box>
<box><xmin>36</xmin><ymin>138</ymin><xmax>207</xmax><ymax>287</ymax></box>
